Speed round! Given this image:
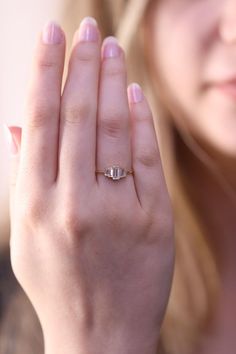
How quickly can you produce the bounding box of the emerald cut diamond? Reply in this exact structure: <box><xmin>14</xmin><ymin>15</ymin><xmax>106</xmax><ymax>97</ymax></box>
<box><xmin>104</xmin><ymin>166</ymin><xmax>126</xmax><ymax>180</ymax></box>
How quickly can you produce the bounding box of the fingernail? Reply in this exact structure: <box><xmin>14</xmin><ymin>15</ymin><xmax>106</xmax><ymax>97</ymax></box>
<box><xmin>3</xmin><ymin>124</ymin><xmax>18</xmax><ymax>155</ymax></box>
<box><xmin>102</xmin><ymin>37</ymin><xmax>121</xmax><ymax>59</ymax></box>
<box><xmin>77</xmin><ymin>17</ymin><xmax>99</xmax><ymax>42</ymax></box>
<box><xmin>128</xmin><ymin>83</ymin><xmax>144</xmax><ymax>104</ymax></box>
<box><xmin>42</xmin><ymin>21</ymin><xmax>64</xmax><ymax>45</ymax></box>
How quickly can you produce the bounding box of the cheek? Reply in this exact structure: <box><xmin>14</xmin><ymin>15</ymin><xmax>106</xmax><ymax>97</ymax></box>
<box><xmin>153</xmin><ymin>21</ymin><xmax>203</xmax><ymax>130</ymax></box>
<box><xmin>155</xmin><ymin>22</ymin><xmax>236</xmax><ymax>155</ymax></box>
<box><xmin>149</xmin><ymin>1</ymin><xmax>236</xmax><ymax>155</ymax></box>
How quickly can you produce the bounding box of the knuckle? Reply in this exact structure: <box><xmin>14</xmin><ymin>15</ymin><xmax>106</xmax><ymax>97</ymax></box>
<box><xmin>20</xmin><ymin>195</ymin><xmax>45</xmax><ymax>224</ymax></box>
<box><xmin>62</xmin><ymin>210</ymin><xmax>80</xmax><ymax>234</ymax></box>
<box><xmin>27</xmin><ymin>101</ymin><xmax>56</xmax><ymax>128</ymax></box>
<box><xmin>103</xmin><ymin>60</ymin><xmax>126</xmax><ymax>78</ymax></box>
<box><xmin>136</xmin><ymin>112</ymin><xmax>153</xmax><ymax>123</ymax></box>
<box><xmin>74</xmin><ymin>43</ymin><xmax>97</xmax><ymax>63</ymax></box>
<box><xmin>61</xmin><ymin>208</ymin><xmax>90</xmax><ymax>236</ymax></box>
<box><xmin>100</xmin><ymin>111</ymin><xmax>128</xmax><ymax>139</ymax></box>
<box><xmin>62</xmin><ymin>101</ymin><xmax>91</xmax><ymax>125</ymax></box>
<box><xmin>143</xmin><ymin>210</ymin><xmax>174</xmax><ymax>247</ymax></box>
<box><xmin>37</xmin><ymin>57</ymin><xmax>58</xmax><ymax>71</ymax></box>
<box><xmin>136</xmin><ymin>148</ymin><xmax>160</xmax><ymax>168</ymax></box>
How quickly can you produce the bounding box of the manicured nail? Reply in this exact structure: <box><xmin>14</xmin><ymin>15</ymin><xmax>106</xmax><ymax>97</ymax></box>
<box><xmin>128</xmin><ymin>83</ymin><xmax>144</xmax><ymax>104</ymax></box>
<box><xmin>102</xmin><ymin>37</ymin><xmax>121</xmax><ymax>59</ymax></box>
<box><xmin>77</xmin><ymin>17</ymin><xmax>99</xmax><ymax>42</ymax></box>
<box><xmin>42</xmin><ymin>21</ymin><xmax>64</xmax><ymax>45</ymax></box>
<box><xmin>3</xmin><ymin>124</ymin><xmax>18</xmax><ymax>155</ymax></box>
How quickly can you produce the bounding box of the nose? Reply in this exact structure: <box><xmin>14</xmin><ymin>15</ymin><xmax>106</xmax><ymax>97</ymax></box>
<box><xmin>219</xmin><ymin>0</ymin><xmax>236</xmax><ymax>43</ymax></box>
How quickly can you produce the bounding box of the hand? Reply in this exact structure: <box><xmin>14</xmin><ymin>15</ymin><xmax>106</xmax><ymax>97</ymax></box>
<box><xmin>6</xmin><ymin>17</ymin><xmax>175</xmax><ymax>354</ymax></box>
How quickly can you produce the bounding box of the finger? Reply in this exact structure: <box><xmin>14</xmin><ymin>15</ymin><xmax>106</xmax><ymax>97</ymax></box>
<box><xmin>128</xmin><ymin>83</ymin><xmax>169</xmax><ymax>212</ymax></box>
<box><xmin>3</xmin><ymin>125</ymin><xmax>22</xmax><ymax>218</ymax></box>
<box><xmin>58</xmin><ymin>17</ymin><xmax>101</xmax><ymax>190</ymax></box>
<box><xmin>96</xmin><ymin>37</ymin><xmax>135</xmax><ymax>195</ymax></box>
<box><xmin>19</xmin><ymin>21</ymin><xmax>65</xmax><ymax>188</ymax></box>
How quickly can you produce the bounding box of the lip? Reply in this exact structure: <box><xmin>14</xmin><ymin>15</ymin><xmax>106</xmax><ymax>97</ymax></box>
<box><xmin>210</xmin><ymin>76</ymin><xmax>236</xmax><ymax>86</ymax></box>
<box><xmin>211</xmin><ymin>83</ymin><xmax>236</xmax><ymax>99</ymax></box>
<box><xmin>215</xmin><ymin>78</ymin><xmax>236</xmax><ymax>85</ymax></box>
<box><xmin>212</xmin><ymin>81</ymin><xmax>236</xmax><ymax>98</ymax></box>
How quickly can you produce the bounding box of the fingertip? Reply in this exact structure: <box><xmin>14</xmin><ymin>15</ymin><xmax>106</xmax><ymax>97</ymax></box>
<box><xmin>128</xmin><ymin>83</ymin><xmax>144</xmax><ymax>104</ymax></box>
<box><xmin>41</xmin><ymin>21</ymin><xmax>65</xmax><ymax>45</ymax></box>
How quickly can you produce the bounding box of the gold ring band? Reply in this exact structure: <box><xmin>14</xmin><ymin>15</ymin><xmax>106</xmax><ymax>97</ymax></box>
<box><xmin>95</xmin><ymin>170</ymin><xmax>133</xmax><ymax>174</ymax></box>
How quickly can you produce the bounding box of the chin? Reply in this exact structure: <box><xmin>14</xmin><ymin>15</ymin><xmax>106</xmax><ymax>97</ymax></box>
<box><xmin>194</xmin><ymin>126</ymin><xmax>236</xmax><ymax>160</ymax></box>
<box><xmin>212</xmin><ymin>137</ymin><xmax>236</xmax><ymax>158</ymax></box>
<box><xmin>192</xmin><ymin>99</ymin><xmax>236</xmax><ymax>159</ymax></box>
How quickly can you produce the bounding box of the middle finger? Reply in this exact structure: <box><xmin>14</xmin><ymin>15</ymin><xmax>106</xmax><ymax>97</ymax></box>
<box><xmin>58</xmin><ymin>17</ymin><xmax>101</xmax><ymax>189</ymax></box>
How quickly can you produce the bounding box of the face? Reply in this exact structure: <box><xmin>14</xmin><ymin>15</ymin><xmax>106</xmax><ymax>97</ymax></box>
<box><xmin>146</xmin><ymin>0</ymin><xmax>236</xmax><ymax>158</ymax></box>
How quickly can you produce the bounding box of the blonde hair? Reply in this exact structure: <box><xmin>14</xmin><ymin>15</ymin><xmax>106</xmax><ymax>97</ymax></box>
<box><xmin>60</xmin><ymin>1</ymin><xmax>223</xmax><ymax>353</ymax></box>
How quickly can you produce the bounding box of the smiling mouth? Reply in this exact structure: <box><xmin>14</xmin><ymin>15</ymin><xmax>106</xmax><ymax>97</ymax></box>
<box><xmin>211</xmin><ymin>82</ymin><xmax>236</xmax><ymax>99</ymax></box>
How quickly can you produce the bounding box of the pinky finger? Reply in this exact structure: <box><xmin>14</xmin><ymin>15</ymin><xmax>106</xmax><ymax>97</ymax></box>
<box><xmin>128</xmin><ymin>83</ymin><xmax>168</xmax><ymax>212</ymax></box>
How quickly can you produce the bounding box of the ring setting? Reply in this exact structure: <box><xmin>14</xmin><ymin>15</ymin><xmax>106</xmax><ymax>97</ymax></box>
<box><xmin>96</xmin><ymin>165</ymin><xmax>134</xmax><ymax>181</ymax></box>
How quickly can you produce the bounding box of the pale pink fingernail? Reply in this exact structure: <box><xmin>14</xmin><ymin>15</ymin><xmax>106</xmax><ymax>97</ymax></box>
<box><xmin>77</xmin><ymin>17</ymin><xmax>99</xmax><ymax>42</ymax></box>
<box><xmin>3</xmin><ymin>124</ymin><xmax>18</xmax><ymax>155</ymax></box>
<box><xmin>42</xmin><ymin>21</ymin><xmax>64</xmax><ymax>45</ymax></box>
<box><xmin>102</xmin><ymin>37</ymin><xmax>121</xmax><ymax>59</ymax></box>
<box><xmin>128</xmin><ymin>83</ymin><xmax>144</xmax><ymax>104</ymax></box>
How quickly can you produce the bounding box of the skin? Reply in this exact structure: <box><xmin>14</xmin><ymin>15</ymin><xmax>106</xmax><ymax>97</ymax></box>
<box><xmin>6</xmin><ymin>0</ymin><xmax>236</xmax><ymax>352</ymax></box>
<box><xmin>146</xmin><ymin>0</ymin><xmax>236</xmax><ymax>352</ymax></box>
<box><xmin>7</xmin><ymin>18</ymin><xmax>175</xmax><ymax>354</ymax></box>
<box><xmin>0</xmin><ymin>0</ymin><xmax>66</xmax><ymax>250</ymax></box>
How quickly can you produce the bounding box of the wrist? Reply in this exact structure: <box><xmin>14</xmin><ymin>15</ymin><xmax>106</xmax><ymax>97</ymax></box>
<box><xmin>43</xmin><ymin>324</ymin><xmax>160</xmax><ymax>354</ymax></box>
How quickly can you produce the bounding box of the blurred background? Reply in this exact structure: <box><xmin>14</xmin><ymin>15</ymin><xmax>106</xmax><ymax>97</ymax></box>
<box><xmin>0</xmin><ymin>1</ymin><xmax>86</xmax><ymax>352</ymax></box>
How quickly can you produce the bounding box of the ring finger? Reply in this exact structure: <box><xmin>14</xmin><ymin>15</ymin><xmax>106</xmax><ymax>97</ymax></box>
<box><xmin>96</xmin><ymin>37</ymin><xmax>135</xmax><ymax>195</ymax></box>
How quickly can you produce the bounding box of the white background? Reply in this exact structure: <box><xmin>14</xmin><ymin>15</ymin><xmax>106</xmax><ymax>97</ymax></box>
<box><xmin>0</xmin><ymin>0</ymin><xmax>67</xmax><ymax>248</ymax></box>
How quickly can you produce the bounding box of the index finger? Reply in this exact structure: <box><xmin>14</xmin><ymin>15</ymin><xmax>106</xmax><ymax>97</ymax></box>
<box><xmin>19</xmin><ymin>21</ymin><xmax>65</xmax><ymax>188</ymax></box>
